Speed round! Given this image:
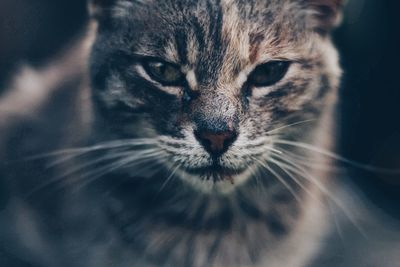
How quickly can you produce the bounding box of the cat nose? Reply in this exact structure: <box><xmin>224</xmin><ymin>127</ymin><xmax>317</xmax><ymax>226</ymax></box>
<box><xmin>194</xmin><ymin>130</ymin><xmax>238</xmax><ymax>156</ymax></box>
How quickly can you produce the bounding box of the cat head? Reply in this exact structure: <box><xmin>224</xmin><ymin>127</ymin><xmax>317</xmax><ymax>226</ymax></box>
<box><xmin>88</xmin><ymin>0</ymin><xmax>343</xmax><ymax>193</ymax></box>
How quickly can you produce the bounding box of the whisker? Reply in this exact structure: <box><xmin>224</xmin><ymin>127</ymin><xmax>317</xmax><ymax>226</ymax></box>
<box><xmin>76</xmin><ymin>150</ymin><xmax>164</xmax><ymax>180</ymax></box>
<box><xmin>245</xmin><ymin>145</ymin><xmax>283</xmax><ymax>156</ymax></box>
<box><xmin>268</xmin><ymin>155</ymin><xmax>318</xmax><ymax>201</ymax></box>
<box><xmin>20</xmin><ymin>138</ymin><xmax>159</xmax><ymax>162</ymax></box>
<box><xmin>25</xmin><ymin>148</ymin><xmax>163</xmax><ymax>198</ymax></box>
<box><xmin>250</xmin><ymin>155</ymin><xmax>302</xmax><ymax>202</ymax></box>
<box><xmin>24</xmin><ymin>150</ymin><xmax>135</xmax><ymax>198</ymax></box>
<box><xmin>157</xmin><ymin>163</ymin><xmax>181</xmax><ymax>194</ymax></box>
<box><xmin>74</xmin><ymin>152</ymin><xmax>167</xmax><ymax>191</ymax></box>
<box><xmin>274</xmin><ymin>139</ymin><xmax>400</xmax><ymax>174</ymax></box>
<box><xmin>249</xmin><ymin>162</ymin><xmax>266</xmax><ymax>196</ymax></box>
<box><xmin>327</xmin><ymin>200</ymin><xmax>346</xmax><ymax>244</ymax></box>
<box><xmin>231</xmin><ymin>147</ymin><xmax>272</xmax><ymax>196</ymax></box>
<box><xmin>48</xmin><ymin>149</ymin><xmax>129</xmax><ymax>170</ymax></box>
<box><xmin>266</xmin><ymin>119</ymin><xmax>316</xmax><ymax>135</ymax></box>
<box><xmin>59</xmin><ymin>148</ymin><xmax>160</xmax><ymax>179</ymax></box>
<box><xmin>275</xmin><ymin>147</ymin><xmax>344</xmax><ymax>172</ymax></box>
<box><xmin>269</xmin><ymin>156</ymin><xmax>368</xmax><ymax>239</ymax></box>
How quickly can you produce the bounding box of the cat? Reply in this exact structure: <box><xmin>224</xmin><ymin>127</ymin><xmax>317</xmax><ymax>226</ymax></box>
<box><xmin>0</xmin><ymin>0</ymin><xmax>369</xmax><ymax>267</ymax></box>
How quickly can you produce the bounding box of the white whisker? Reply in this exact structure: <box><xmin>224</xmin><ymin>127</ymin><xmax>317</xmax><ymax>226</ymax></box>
<box><xmin>59</xmin><ymin>148</ymin><xmax>160</xmax><ymax>179</ymax></box>
<box><xmin>266</xmin><ymin>119</ymin><xmax>316</xmax><ymax>135</ymax></box>
<box><xmin>268</xmin><ymin>155</ymin><xmax>318</xmax><ymax>201</ymax></box>
<box><xmin>250</xmin><ymin>155</ymin><xmax>302</xmax><ymax>202</ymax></box>
<box><xmin>157</xmin><ymin>163</ymin><xmax>181</xmax><ymax>194</ymax></box>
<box><xmin>75</xmin><ymin>151</ymin><xmax>167</xmax><ymax>190</ymax></box>
<box><xmin>274</xmin><ymin>139</ymin><xmax>400</xmax><ymax>174</ymax></box>
<box><xmin>24</xmin><ymin>150</ymin><xmax>135</xmax><ymax>198</ymax></box>
<box><xmin>25</xmin><ymin>148</ymin><xmax>164</xmax><ymax>198</ymax></box>
<box><xmin>275</xmin><ymin>147</ymin><xmax>344</xmax><ymax>172</ymax></box>
<box><xmin>269</xmin><ymin>156</ymin><xmax>368</xmax><ymax>239</ymax></box>
<box><xmin>21</xmin><ymin>138</ymin><xmax>159</xmax><ymax>161</ymax></box>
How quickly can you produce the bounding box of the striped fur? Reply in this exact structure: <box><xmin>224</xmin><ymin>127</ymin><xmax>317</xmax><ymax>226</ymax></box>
<box><xmin>86</xmin><ymin>1</ymin><xmax>343</xmax><ymax>266</ymax></box>
<box><xmin>1</xmin><ymin>1</ymin><xmax>344</xmax><ymax>267</ymax></box>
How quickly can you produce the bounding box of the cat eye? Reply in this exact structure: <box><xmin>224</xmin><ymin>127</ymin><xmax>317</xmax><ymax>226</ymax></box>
<box><xmin>248</xmin><ymin>61</ymin><xmax>291</xmax><ymax>87</ymax></box>
<box><xmin>143</xmin><ymin>60</ymin><xmax>184</xmax><ymax>86</ymax></box>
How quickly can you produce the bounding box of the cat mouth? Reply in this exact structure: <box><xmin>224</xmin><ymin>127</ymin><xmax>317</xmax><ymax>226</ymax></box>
<box><xmin>183</xmin><ymin>164</ymin><xmax>247</xmax><ymax>184</ymax></box>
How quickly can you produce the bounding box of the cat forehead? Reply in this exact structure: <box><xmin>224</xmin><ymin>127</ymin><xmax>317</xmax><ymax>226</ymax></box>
<box><xmin>114</xmin><ymin>0</ymin><xmax>299</xmax><ymax>27</ymax></box>
<box><xmin>114</xmin><ymin>0</ymin><xmax>310</xmax><ymax>64</ymax></box>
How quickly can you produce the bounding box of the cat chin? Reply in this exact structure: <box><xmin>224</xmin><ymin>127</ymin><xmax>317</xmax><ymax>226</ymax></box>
<box><xmin>176</xmin><ymin>168</ymin><xmax>254</xmax><ymax>195</ymax></box>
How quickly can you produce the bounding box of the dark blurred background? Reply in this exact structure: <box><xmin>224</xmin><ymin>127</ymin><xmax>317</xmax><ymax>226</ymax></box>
<box><xmin>336</xmin><ymin>0</ymin><xmax>400</xmax><ymax>219</ymax></box>
<box><xmin>0</xmin><ymin>0</ymin><xmax>399</xmax><ymax>218</ymax></box>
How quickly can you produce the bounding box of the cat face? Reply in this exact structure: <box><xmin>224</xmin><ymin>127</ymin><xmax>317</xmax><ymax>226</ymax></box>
<box><xmin>89</xmin><ymin>0</ymin><xmax>342</xmax><ymax>193</ymax></box>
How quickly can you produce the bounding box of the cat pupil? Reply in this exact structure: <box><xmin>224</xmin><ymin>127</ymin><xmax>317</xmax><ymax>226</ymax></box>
<box><xmin>144</xmin><ymin>61</ymin><xmax>183</xmax><ymax>85</ymax></box>
<box><xmin>249</xmin><ymin>61</ymin><xmax>290</xmax><ymax>87</ymax></box>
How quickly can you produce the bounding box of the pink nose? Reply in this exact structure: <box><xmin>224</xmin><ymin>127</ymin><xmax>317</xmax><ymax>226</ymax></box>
<box><xmin>195</xmin><ymin>130</ymin><xmax>237</xmax><ymax>156</ymax></box>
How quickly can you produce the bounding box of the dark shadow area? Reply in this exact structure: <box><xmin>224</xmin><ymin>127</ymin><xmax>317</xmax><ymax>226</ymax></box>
<box><xmin>336</xmin><ymin>0</ymin><xmax>400</xmax><ymax>219</ymax></box>
<box><xmin>0</xmin><ymin>0</ymin><xmax>87</xmax><ymax>92</ymax></box>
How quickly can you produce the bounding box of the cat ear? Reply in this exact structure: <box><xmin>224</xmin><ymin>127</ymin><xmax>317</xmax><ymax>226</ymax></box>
<box><xmin>305</xmin><ymin>0</ymin><xmax>344</xmax><ymax>34</ymax></box>
<box><xmin>88</xmin><ymin>0</ymin><xmax>117</xmax><ymax>20</ymax></box>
